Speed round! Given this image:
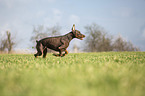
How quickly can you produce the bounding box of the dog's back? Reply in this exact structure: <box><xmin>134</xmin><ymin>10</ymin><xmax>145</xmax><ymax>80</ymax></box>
<box><xmin>39</xmin><ymin>36</ymin><xmax>63</xmax><ymax>51</ymax></box>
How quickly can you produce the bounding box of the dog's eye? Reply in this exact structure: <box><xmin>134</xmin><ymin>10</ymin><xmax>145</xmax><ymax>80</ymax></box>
<box><xmin>77</xmin><ymin>33</ymin><xmax>80</xmax><ymax>35</ymax></box>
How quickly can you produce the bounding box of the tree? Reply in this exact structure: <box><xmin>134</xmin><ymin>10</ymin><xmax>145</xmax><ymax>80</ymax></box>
<box><xmin>113</xmin><ymin>35</ymin><xmax>140</xmax><ymax>51</ymax></box>
<box><xmin>0</xmin><ymin>31</ymin><xmax>15</xmax><ymax>53</ymax></box>
<box><xmin>0</xmin><ymin>39</ymin><xmax>7</xmax><ymax>52</ymax></box>
<box><xmin>6</xmin><ymin>31</ymin><xmax>15</xmax><ymax>53</ymax></box>
<box><xmin>30</xmin><ymin>25</ymin><xmax>61</xmax><ymax>44</ymax></box>
<box><xmin>83</xmin><ymin>23</ymin><xmax>140</xmax><ymax>52</ymax></box>
<box><xmin>83</xmin><ymin>23</ymin><xmax>113</xmax><ymax>52</ymax></box>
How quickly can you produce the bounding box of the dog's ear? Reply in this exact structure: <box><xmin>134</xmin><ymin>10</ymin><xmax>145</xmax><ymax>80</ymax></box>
<box><xmin>72</xmin><ymin>24</ymin><xmax>75</xmax><ymax>31</ymax></box>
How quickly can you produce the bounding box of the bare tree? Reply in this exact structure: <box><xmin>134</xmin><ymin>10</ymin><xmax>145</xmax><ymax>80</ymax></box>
<box><xmin>83</xmin><ymin>23</ymin><xmax>113</xmax><ymax>52</ymax></box>
<box><xmin>30</xmin><ymin>25</ymin><xmax>48</xmax><ymax>44</ymax></box>
<box><xmin>83</xmin><ymin>23</ymin><xmax>140</xmax><ymax>52</ymax></box>
<box><xmin>0</xmin><ymin>39</ymin><xmax>7</xmax><ymax>52</ymax></box>
<box><xmin>47</xmin><ymin>25</ymin><xmax>61</xmax><ymax>37</ymax></box>
<box><xmin>0</xmin><ymin>31</ymin><xmax>15</xmax><ymax>53</ymax></box>
<box><xmin>113</xmin><ymin>35</ymin><xmax>140</xmax><ymax>51</ymax></box>
<box><xmin>6</xmin><ymin>31</ymin><xmax>15</xmax><ymax>53</ymax></box>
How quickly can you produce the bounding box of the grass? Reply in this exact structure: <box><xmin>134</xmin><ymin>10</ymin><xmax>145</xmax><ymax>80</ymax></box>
<box><xmin>0</xmin><ymin>52</ymin><xmax>145</xmax><ymax>96</ymax></box>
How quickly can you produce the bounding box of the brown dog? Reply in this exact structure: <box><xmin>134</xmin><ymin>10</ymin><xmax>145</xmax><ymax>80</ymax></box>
<box><xmin>34</xmin><ymin>25</ymin><xmax>85</xmax><ymax>58</ymax></box>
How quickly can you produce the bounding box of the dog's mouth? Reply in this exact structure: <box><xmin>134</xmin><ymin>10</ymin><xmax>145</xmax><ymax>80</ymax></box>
<box><xmin>79</xmin><ymin>35</ymin><xmax>85</xmax><ymax>40</ymax></box>
<box><xmin>79</xmin><ymin>38</ymin><xmax>84</xmax><ymax>40</ymax></box>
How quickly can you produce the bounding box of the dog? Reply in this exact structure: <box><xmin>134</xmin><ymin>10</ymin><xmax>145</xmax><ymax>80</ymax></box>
<box><xmin>34</xmin><ymin>25</ymin><xmax>85</xmax><ymax>58</ymax></box>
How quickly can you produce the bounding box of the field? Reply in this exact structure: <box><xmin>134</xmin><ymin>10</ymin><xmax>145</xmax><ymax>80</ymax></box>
<box><xmin>0</xmin><ymin>52</ymin><xmax>145</xmax><ymax>96</ymax></box>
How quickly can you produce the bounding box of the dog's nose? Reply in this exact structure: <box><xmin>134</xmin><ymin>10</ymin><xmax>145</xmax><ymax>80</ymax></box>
<box><xmin>83</xmin><ymin>34</ymin><xmax>85</xmax><ymax>38</ymax></box>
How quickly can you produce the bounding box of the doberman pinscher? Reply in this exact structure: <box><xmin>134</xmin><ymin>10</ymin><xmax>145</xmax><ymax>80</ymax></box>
<box><xmin>34</xmin><ymin>25</ymin><xmax>85</xmax><ymax>58</ymax></box>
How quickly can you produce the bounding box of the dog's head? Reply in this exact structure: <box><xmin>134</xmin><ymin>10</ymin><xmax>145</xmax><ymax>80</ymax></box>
<box><xmin>72</xmin><ymin>24</ymin><xmax>85</xmax><ymax>40</ymax></box>
<box><xmin>72</xmin><ymin>30</ymin><xmax>85</xmax><ymax>40</ymax></box>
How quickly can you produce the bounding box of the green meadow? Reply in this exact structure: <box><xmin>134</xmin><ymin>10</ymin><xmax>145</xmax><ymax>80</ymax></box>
<box><xmin>0</xmin><ymin>52</ymin><xmax>145</xmax><ymax>96</ymax></box>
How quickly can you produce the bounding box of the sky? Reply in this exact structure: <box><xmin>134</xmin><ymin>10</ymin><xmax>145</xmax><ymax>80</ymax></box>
<box><xmin>0</xmin><ymin>0</ymin><xmax>145</xmax><ymax>51</ymax></box>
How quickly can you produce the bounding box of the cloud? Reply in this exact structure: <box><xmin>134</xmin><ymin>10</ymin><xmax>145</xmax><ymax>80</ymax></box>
<box><xmin>69</xmin><ymin>15</ymin><xmax>80</xmax><ymax>25</ymax></box>
<box><xmin>53</xmin><ymin>8</ymin><xmax>62</xmax><ymax>16</ymax></box>
<box><xmin>0</xmin><ymin>0</ymin><xmax>14</xmax><ymax>8</ymax></box>
<box><xmin>36</xmin><ymin>11</ymin><xmax>45</xmax><ymax>18</ymax></box>
<box><xmin>0</xmin><ymin>24</ymin><xmax>9</xmax><ymax>37</ymax></box>
<box><xmin>43</xmin><ymin>8</ymin><xmax>62</xmax><ymax>26</ymax></box>
<box><xmin>0</xmin><ymin>0</ymin><xmax>28</xmax><ymax>8</ymax></box>
<box><xmin>0</xmin><ymin>0</ymin><xmax>56</xmax><ymax>8</ymax></box>
<box><xmin>120</xmin><ymin>7</ymin><xmax>133</xmax><ymax>18</ymax></box>
<box><xmin>112</xmin><ymin>7</ymin><xmax>134</xmax><ymax>18</ymax></box>
<box><xmin>52</xmin><ymin>8</ymin><xmax>62</xmax><ymax>22</ymax></box>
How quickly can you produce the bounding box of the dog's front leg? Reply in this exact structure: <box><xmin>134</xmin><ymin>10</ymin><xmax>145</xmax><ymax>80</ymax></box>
<box><xmin>59</xmin><ymin>50</ymin><xmax>63</xmax><ymax>57</ymax></box>
<box><xmin>53</xmin><ymin>39</ymin><xmax>69</xmax><ymax>57</ymax></box>
<box><xmin>53</xmin><ymin>49</ymin><xmax>63</xmax><ymax>57</ymax></box>
<box><xmin>63</xmin><ymin>50</ymin><xmax>68</xmax><ymax>57</ymax></box>
<box><xmin>59</xmin><ymin>49</ymin><xmax>68</xmax><ymax>57</ymax></box>
<box><xmin>59</xmin><ymin>39</ymin><xmax>69</xmax><ymax>49</ymax></box>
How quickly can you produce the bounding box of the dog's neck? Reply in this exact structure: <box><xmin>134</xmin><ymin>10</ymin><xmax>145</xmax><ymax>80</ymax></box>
<box><xmin>66</xmin><ymin>32</ymin><xmax>74</xmax><ymax>41</ymax></box>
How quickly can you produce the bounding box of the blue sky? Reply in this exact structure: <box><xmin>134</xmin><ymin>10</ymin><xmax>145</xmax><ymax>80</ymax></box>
<box><xmin>0</xmin><ymin>0</ymin><xmax>145</xmax><ymax>51</ymax></box>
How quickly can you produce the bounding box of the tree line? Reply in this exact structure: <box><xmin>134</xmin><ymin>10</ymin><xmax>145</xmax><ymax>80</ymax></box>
<box><xmin>83</xmin><ymin>23</ymin><xmax>140</xmax><ymax>52</ymax></box>
<box><xmin>0</xmin><ymin>23</ymin><xmax>140</xmax><ymax>53</ymax></box>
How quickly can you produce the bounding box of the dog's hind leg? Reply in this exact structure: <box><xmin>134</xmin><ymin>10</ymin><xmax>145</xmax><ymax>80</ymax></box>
<box><xmin>53</xmin><ymin>49</ymin><xmax>64</xmax><ymax>57</ymax></box>
<box><xmin>53</xmin><ymin>50</ymin><xmax>62</xmax><ymax>57</ymax></box>
<box><xmin>43</xmin><ymin>48</ymin><xmax>47</xmax><ymax>58</ymax></box>
<box><xmin>59</xmin><ymin>50</ymin><xmax>63</xmax><ymax>57</ymax></box>
<box><xmin>34</xmin><ymin>41</ymin><xmax>43</xmax><ymax>58</ymax></box>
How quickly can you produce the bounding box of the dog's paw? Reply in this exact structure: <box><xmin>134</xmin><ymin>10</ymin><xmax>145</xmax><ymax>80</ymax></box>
<box><xmin>53</xmin><ymin>54</ymin><xmax>60</xmax><ymax>57</ymax></box>
<box><xmin>60</xmin><ymin>53</ymin><xmax>66</xmax><ymax>57</ymax></box>
<box><xmin>34</xmin><ymin>54</ymin><xmax>38</xmax><ymax>58</ymax></box>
